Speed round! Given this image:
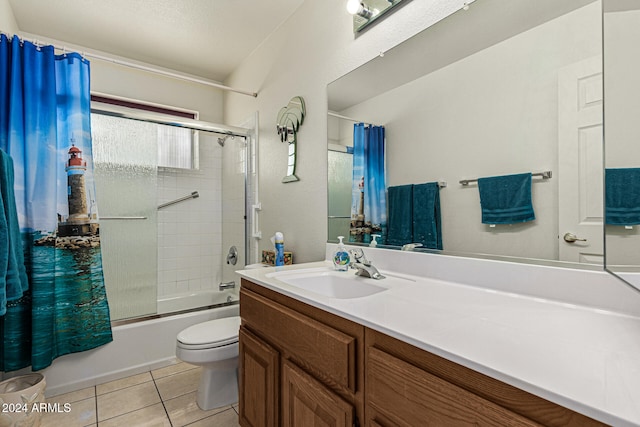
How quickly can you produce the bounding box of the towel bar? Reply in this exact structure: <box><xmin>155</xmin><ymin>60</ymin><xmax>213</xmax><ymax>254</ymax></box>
<box><xmin>100</xmin><ymin>216</ymin><xmax>147</xmax><ymax>220</ymax></box>
<box><xmin>459</xmin><ymin>171</ymin><xmax>552</xmax><ymax>186</ymax></box>
<box><xmin>157</xmin><ymin>191</ymin><xmax>199</xmax><ymax>209</ymax></box>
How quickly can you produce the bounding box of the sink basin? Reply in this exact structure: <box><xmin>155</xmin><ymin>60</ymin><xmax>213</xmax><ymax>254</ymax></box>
<box><xmin>266</xmin><ymin>267</ymin><xmax>411</xmax><ymax>299</ymax></box>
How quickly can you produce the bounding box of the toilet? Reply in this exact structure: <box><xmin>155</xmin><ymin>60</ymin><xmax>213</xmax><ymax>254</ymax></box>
<box><xmin>176</xmin><ymin>316</ymin><xmax>241</xmax><ymax>411</ymax></box>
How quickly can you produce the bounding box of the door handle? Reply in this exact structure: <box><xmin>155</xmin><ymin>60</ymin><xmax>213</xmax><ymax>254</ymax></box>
<box><xmin>563</xmin><ymin>232</ymin><xmax>587</xmax><ymax>243</ymax></box>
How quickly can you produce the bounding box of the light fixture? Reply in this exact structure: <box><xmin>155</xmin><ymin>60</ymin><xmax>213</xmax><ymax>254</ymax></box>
<box><xmin>347</xmin><ymin>0</ymin><xmax>375</xmax><ymax>19</ymax></box>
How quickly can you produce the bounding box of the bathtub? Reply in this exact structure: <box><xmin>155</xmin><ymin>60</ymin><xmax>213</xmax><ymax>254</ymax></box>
<box><xmin>8</xmin><ymin>302</ymin><xmax>239</xmax><ymax>397</ymax></box>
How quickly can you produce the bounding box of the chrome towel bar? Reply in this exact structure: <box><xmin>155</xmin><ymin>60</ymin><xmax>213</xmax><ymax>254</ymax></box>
<box><xmin>100</xmin><ymin>216</ymin><xmax>147</xmax><ymax>220</ymax></box>
<box><xmin>157</xmin><ymin>191</ymin><xmax>199</xmax><ymax>210</ymax></box>
<box><xmin>459</xmin><ymin>171</ymin><xmax>552</xmax><ymax>186</ymax></box>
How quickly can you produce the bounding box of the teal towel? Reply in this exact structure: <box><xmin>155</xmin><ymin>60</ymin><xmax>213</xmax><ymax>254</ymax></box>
<box><xmin>413</xmin><ymin>183</ymin><xmax>442</xmax><ymax>250</ymax></box>
<box><xmin>386</xmin><ymin>185</ymin><xmax>413</xmax><ymax>246</ymax></box>
<box><xmin>387</xmin><ymin>183</ymin><xmax>443</xmax><ymax>249</ymax></box>
<box><xmin>477</xmin><ymin>173</ymin><xmax>535</xmax><ymax>224</ymax></box>
<box><xmin>605</xmin><ymin>168</ymin><xmax>640</xmax><ymax>225</ymax></box>
<box><xmin>0</xmin><ymin>149</ymin><xmax>29</xmax><ymax>315</ymax></box>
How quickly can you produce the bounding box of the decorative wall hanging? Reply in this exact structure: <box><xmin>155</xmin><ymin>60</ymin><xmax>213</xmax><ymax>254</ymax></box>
<box><xmin>276</xmin><ymin>96</ymin><xmax>305</xmax><ymax>183</ymax></box>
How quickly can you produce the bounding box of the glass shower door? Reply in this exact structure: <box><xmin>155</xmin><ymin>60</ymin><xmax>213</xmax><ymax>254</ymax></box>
<box><xmin>328</xmin><ymin>150</ymin><xmax>353</xmax><ymax>243</ymax></box>
<box><xmin>92</xmin><ymin>114</ymin><xmax>159</xmax><ymax>321</ymax></box>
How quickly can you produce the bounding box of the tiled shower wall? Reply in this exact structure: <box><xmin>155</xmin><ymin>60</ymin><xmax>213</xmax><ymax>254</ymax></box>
<box><xmin>156</xmin><ymin>133</ymin><xmax>224</xmax><ymax>297</ymax></box>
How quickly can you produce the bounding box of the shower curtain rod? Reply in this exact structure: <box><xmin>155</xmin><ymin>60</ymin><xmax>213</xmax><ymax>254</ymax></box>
<box><xmin>328</xmin><ymin>111</ymin><xmax>381</xmax><ymax>127</ymax></box>
<box><xmin>87</xmin><ymin>51</ymin><xmax>258</xmax><ymax>98</ymax></box>
<box><xmin>0</xmin><ymin>31</ymin><xmax>258</xmax><ymax>98</ymax></box>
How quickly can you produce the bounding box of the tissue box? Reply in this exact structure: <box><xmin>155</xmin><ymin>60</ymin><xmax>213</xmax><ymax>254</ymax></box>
<box><xmin>262</xmin><ymin>250</ymin><xmax>293</xmax><ymax>265</ymax></box>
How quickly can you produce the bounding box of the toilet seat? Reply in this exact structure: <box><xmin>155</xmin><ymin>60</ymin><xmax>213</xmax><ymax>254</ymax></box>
<box><xmin>177</xmin><ymin>316</ymin><xmax>241</xmax><ymax>350</ymax></box>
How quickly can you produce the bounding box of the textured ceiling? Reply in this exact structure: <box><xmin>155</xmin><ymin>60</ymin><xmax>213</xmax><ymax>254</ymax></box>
<box><xmin>7</xmin><ymin>0</ymin><xmax>305</xmax><ymax>82</ymax></box>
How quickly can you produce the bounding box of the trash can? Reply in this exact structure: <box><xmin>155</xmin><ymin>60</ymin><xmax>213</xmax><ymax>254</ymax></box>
<box><xmin>0</xmin><ymin>373</ymin><xmax>46</xmax><ymax>427</ymax></box>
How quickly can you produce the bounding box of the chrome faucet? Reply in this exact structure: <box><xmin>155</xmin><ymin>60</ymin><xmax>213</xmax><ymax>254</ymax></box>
<box><xmin>349</xmin><ymin>248</ymin><xmax>385</xmax><ymax>280</ymax></box>
<box><xmin>219</xmin><ymin>281</ymin><xmax>236</xmax><ymax>291</ymax></box>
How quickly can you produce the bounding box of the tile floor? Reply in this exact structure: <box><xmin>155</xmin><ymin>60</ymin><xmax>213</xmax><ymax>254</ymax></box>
<box><xmin>40</xmin><ymin>360</ymin><xmax>240</xmax><ymax>427</ymax></box>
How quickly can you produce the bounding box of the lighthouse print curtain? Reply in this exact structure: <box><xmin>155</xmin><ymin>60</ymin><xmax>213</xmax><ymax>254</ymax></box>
<box><xmin>0</xmin><ymin>35</ymin><xmax>112</xmax><ymax>371</ymax></box>
<box><xmin>350</xmin><ymin>123</ymin><xmax>387</xmax><ymax>244</ymax></box>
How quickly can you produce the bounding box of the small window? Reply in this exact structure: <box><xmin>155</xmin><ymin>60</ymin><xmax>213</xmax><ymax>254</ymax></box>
<box><xmin>157</xmin><ymin>125</ymin><xmax>198</xmax><ymax>169</ymax></box>
<box><xmin>91</xmin><ymin>94</ymin><xmax>199</xmax><ymax>170</ymax></box>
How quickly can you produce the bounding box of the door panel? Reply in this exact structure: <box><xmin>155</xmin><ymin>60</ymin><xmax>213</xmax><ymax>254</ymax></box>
<box><xmin>558</xmin><ymin>56</ymin><xmax>603</xmax><ymax>263</ymax></box>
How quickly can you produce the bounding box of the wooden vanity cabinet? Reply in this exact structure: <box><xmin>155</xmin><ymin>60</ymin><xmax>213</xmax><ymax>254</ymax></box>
<box><xmin>239</xmin><ymin>279</ymin><xmax>365</xmax><ymax>427</ymax></box>
<box><xmin>365</xmin><ymin>329</ymin><xmax>606</xmax><ymax>427</ymax></box>
<box><xmin>239</xmin><ymin>278</ymin><xmax>606</xmax><ymax>427</ymax></box>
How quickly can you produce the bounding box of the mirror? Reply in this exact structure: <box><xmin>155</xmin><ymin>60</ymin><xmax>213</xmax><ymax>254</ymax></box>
<box><xmin>603</xmin><ymin>0</ymin><xmax>640</xmax><ymax>289</ymax></box>
<box><xmin>328</xmin><ymin>0</ymin><xmax>604</xmax><ymax>267</ymax></box>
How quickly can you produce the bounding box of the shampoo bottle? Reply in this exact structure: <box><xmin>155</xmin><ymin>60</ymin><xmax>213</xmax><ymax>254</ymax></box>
<box><xmin>274</xmin><ymin>232</ymin><xmax>285</xmax><ymax>266</ymax></box>
<box><xmin>332</xmin><ymin>236</ymin><xmax>350</xmax><ymax>271</ymax></box>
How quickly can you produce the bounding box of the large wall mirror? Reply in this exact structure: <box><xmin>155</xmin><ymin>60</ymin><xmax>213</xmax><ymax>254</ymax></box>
<box><xmin>327</xmin><ymin>0</ymin><xmax>607</xmax><ymax>269</ymax></box>
<box><xmin>603</xmin><ymin>0</ymin><xmax>640</xmax><ymax>288</ymax></box>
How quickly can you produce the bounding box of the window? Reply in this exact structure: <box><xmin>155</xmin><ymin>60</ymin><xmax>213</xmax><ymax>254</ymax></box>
<box><xmin>157</xmin><ymin>125</ymin><xmax>197</xmax><ymax>169</ymax></box>
<box><xmin>91</xmin><ymin>94</ymin><xmax>199</xmax><ymax>170</ymax></box>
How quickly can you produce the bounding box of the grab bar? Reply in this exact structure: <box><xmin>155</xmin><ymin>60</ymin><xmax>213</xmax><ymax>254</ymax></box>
<box><xmin>459</xmin><ymin>171</ymin><xmax>552</xmax><ymax>186</ymax></box>
<box><xmin>157</xmin><ymin>191</ymin><xmax>199</xmax><ymax>210</ymax></box>
<box><xmin>101</xmin><ymin>216</ymin><xmax>148</xmax><ymax>220</ymax></box>
<box><xmin>251</xmin><ymin>203</ymin><xmax>262</xmax><ymax>239</ymax></box>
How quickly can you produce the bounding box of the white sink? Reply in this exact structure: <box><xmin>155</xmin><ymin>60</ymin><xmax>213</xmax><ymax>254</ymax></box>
<box><xmin>265</xmin><ymin>267</ymin><xmax>412</xmax><ymax>299</ymax></box>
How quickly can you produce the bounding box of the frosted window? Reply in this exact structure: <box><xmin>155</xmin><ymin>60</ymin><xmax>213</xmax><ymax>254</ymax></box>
<box><xmin>157</xmin><ymin>125</ymin><xmax>199</xmax><ymax>169</ymax></box>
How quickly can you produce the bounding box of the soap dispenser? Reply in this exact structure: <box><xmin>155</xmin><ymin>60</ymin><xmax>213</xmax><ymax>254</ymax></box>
<box><xmin>370</xmin><ymin>234</ymin><xmax>380</xmax><ymax>248</ymax></box>
<box><xmin>332</xmin><ymin>236</ymin><xmax>350</xmax><ymax>271</ymax></box>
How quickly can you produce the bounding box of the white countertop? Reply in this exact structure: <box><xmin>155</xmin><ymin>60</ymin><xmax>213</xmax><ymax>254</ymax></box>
<box><xmin>237</xmin><ymin>256</ymin><xmax>640</xmax><ymax>427</ymax></box>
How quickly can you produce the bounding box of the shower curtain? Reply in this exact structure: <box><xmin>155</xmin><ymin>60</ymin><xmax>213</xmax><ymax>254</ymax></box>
<box><xmin>0</xmin><ymin>35</ymin><xmax>112</xmax><ymax>371</ymax></box>
<box><xmin>350</xmin><ymin>123</ymin><xmax>387</xmax><ymax>244</ymax></box>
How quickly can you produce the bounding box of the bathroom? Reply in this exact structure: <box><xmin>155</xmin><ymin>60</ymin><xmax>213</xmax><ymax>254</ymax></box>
<box><xmin>1</xmin><ymin>0</ymin><xmax>640</xmax><ymax>426</ymax></box>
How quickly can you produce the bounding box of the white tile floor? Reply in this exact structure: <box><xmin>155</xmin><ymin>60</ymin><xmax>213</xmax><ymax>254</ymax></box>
<box><xmin>40</xmin><ymin>360</ymin><xmax>239</xmax><ymax>427</ymax></box>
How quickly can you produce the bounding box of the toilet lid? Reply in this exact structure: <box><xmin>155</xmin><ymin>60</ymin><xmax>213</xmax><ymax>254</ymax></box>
<box><xmin>177</xmin><ymin>316</ymin><xmax>241</xmax><ymax>349</ymax></box>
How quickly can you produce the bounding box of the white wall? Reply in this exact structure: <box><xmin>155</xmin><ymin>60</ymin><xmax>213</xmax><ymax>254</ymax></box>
<box><xmin>89</xmin><ymin>61</ymin><xmax>223</xmax><ymax>123</ymax></box>
<box><xmin>224</xmin><ymin>0</ymin><xmax>471</xmax><ymax>263</ymax></box>
<box><xmin>0</xmin><ymin>0</ymin><xmax>18</xmax><ymax>33</ymax></box>
<box><xmin>337</xmin><ymin>3</ymin><xmax>600</xmax><ymax>260</ymax></box>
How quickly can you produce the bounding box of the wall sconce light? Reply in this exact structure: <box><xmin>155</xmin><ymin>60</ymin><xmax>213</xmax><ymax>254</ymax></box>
<box><xmin>347</xmin><ymin>0</ymin><xmax>406</xmax><ymax>33</ymax></box>
<box><xmin>346</xmin><ymin>0</ymin><xmax>376</xmax><ymax>19</ymax></box>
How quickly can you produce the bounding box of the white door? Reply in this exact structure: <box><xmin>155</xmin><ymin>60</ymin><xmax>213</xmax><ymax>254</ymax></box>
<box><xmin>558</xmin><ymin>56</ymin><xmax>603</xmax><ymax>264</ymax></box>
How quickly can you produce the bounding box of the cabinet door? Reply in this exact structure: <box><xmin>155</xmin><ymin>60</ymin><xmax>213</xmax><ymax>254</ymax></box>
<box><xmin>239</xmin><ymin>326</ymin><xmax>279</xmax><ymax>427</ymax></box>
<box><xmin>241</xmin><ymin>287</ymin><xmax>358</xmax><ymax>392</ymax></box>
<box><xmin>282</xmin><ymin>359</ymin><xmax>355</xmax><ymax>427</ymax></box>
<box><xmin>367</xmin><ymin>347</ymin><xmax>543</xmax><ymax>427</ymax></box>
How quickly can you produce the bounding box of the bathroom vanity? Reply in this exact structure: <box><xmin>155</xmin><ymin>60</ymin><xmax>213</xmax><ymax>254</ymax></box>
<box><xmin>236</xmin><ymin>247</ymin><xmax>640</xmax><ymax>426</ymax></box>
<box><xmin>239</xmin><ymin>278</ymin><xmax>600</xmax><ymax>426</ymax></box>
